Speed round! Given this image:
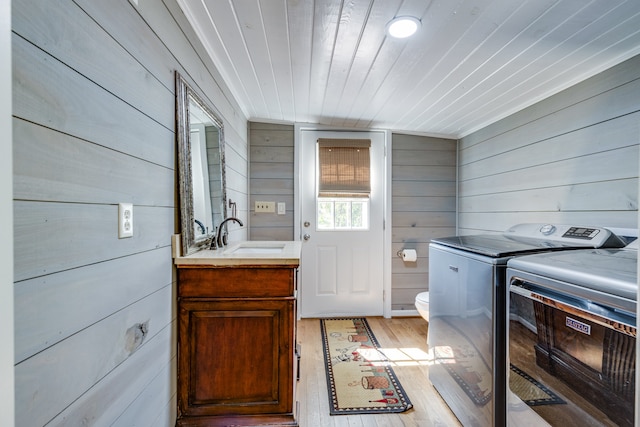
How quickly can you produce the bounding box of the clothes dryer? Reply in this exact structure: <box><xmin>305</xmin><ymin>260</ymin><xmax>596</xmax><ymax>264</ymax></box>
<box><xmin>506</xmin><ymin>241</ymin><xmax>637</xmax><ymax>426</ymax></box>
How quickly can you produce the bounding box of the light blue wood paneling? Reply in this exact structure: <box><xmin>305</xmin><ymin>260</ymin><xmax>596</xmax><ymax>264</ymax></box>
<box><xmin>0</xmin><ymin>0</ymin><xmax>13</xmax><ymax>423</ymax></box>
<box><xmin>391</xmin><ymin>133</ymin><xmax>457</xmax><ymax>310</ymax></box>
<box><xmin>249</xmin><ymin>122</ymin><xmax>295</xmax><ymax>241</ymax></box>
<box><xmin>12</xmin><ymin>0</ymin><xmax>248</xmax><ymax>425</ymax></box>
<box><xmin>458</xmin><ymin>55</ymin><xmax>640</xmax><ymax>234</ymax></box>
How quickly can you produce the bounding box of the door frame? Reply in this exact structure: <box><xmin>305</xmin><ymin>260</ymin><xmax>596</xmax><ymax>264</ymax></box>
<box><xmin>294</xmin><ymin>123</ymin><xmax>392</xmax><ymax>318</ymax></box>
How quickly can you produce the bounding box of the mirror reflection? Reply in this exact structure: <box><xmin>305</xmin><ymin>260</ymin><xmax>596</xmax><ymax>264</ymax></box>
<box><xmin>176</xmin><ymin>72</ymin><xmax>227</xmax><ymax>256</ymax></box>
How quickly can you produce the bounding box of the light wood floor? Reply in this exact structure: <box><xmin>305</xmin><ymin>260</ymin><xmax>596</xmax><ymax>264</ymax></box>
<box><xmin>295</xmin><ymin>317</ymin><xmax>461</xmax><ymax>426</ymax></box>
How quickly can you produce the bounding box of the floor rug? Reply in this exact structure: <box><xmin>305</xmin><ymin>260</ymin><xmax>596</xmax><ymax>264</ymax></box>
<box><xmin>320</xmin><ymin>318</ymin><xmax>413</xmax><ymax>415</ymax></box>
<box><xmin>510</xmin><ymin>364</ymin><xmax>565</xmax><ymax>406</ymax></box>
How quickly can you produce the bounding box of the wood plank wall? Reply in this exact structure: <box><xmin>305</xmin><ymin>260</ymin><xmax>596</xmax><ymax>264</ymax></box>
<box><xmin>1</xmin><ymin>0</ymin><xmax>14</xmax><ymax>423</ymax></box>
<box><xmin>249</xmin><ymin>122</ymin><xmax>295</xmax><ymax>240</ymax></box>
<box><xmin>248</xmin><ymin>127</ymin><xmax>458</xmax><ymax>311</ymax></box>
<box><xmin>12</xmin><ymin>0</ymin><xmax>248</xmax><ymax>425</ymax></box>
<box><xmin>458</xmin><ymin>54</ymin><xmax>640</xmax><ymax>234</ymax></box>
<box><xmin>391</xmin><ymin>134</ymin><xmax>457</xmax><ymax>311</ymax></box>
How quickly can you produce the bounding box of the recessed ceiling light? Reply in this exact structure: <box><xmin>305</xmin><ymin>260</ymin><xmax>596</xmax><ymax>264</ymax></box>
<box><xmin>386</xmin><ymin>16</ymin><xmax>421</xmax><ymax>38</ymax></box>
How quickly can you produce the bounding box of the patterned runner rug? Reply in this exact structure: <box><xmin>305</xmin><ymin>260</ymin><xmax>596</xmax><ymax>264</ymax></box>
<box><xmin>509</xmin><ymin>364</ymin><xmax>565</xmax><ymax>406</ymax></box>
<box><xmin>320</xmin><ymin>318</ymin><xmax>413</xmax><ymax>415</ymax></box>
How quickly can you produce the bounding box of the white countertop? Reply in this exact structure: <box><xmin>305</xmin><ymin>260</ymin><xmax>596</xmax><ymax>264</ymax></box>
<box><xmin>174</xmin><ymin>240</ymin><xmax>302</xmax><ymax>267</ymax></box>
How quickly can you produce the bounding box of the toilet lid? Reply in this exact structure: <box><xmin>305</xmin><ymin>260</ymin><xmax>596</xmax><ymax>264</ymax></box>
<box><xmin>416</xmin><ymin>292</ymin><xmax>429</xmax><ymax>303</ymax></box>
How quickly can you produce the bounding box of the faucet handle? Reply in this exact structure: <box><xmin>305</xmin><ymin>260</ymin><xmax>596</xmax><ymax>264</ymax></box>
<box><xmin>209</xmin><ymin>227</ymin><xmax>218</xmax><ymax>250</ymax></box>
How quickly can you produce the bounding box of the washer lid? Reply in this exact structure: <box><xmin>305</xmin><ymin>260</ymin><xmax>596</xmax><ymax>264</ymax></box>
<box><xmin>431</xmin><ymin>223</ymin><xmax>626</xmax><ymax>258</ymax></box>
<box><xmin>431</xmin><ymin>234</ymin><xmax>575</xmax><ymax>257</ymax></box>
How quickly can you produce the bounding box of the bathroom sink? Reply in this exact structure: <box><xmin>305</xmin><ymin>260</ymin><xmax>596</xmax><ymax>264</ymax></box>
<box><xmin>174</xmin><ymin>240</ymin><xmax>301</xmax><ymax>266</ymax></box>
<box><xmin>229</xmin><ymin>244</ymin><xmax>285</xmax><ymax>254</ymax></box>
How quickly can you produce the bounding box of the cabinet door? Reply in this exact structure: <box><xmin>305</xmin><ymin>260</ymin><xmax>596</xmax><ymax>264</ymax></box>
<box><xmin>178</xmin><ymin>298</ymin><xmax>295</xmax><ymax>418</ymax></box>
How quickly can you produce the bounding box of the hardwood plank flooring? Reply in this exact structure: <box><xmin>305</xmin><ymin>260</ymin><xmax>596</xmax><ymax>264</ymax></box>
<box><xmin>295</xmin><ymin>317</ymin><xmax>461</xmax><ymax>426</ymax></box>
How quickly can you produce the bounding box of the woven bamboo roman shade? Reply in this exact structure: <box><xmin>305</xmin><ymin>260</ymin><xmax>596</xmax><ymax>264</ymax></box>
<box><xmin>317</xmin><ymin>138</ymin><xmax>371</xmax><ymax>197</ymax></box>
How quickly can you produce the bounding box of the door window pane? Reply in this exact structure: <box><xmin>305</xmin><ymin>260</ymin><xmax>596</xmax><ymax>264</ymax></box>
<box><xmin>317</xmin><ymin>198</ymin><xmax>369</xmax><ymax>230</ymax></box>
<box><xmin>317</xmin><ymin>201</ymin><xmax>334</xmax><ymax>229</ymax></box>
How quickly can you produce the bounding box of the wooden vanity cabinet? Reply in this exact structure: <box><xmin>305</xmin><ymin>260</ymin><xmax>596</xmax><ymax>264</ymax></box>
<box><xmin>176</xmin><ymin>266</ymin><xmax>298</xmax><ymax>427</ymax></box>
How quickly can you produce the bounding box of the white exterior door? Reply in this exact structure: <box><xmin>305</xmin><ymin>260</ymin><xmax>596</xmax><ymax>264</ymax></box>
<box><xmin>298</xmin><ymin>129</ymin><xmax>386</xmax><ymax>318</ymax></box>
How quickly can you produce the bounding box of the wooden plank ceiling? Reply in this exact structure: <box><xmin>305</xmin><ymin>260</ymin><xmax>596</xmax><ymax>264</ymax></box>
<box><xmin>177</xmin><ymin>0</ymin><xmax>640</xmax><ymax>138</ymax></box>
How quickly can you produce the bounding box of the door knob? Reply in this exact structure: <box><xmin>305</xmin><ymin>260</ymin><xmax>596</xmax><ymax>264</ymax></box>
<box><xmin>303</xmin><ymin>234</ymin><xmax>311</xmax><ymax>241</ymax></box>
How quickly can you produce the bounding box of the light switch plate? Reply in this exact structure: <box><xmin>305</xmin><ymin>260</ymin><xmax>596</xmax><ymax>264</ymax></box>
<box><xmin>118</xmin><ymin>203</ymin><xmax>133</xmax><ymax>238</ymax></box>
<box><xmin>255</xmin><ymin>201</ymin><xmax>275</xmax><ymax>213</ymax></box>
<box><xmin>277</xmin><ymin>202</ymin><xmax>286</xmax><ymax>215</ymax></box>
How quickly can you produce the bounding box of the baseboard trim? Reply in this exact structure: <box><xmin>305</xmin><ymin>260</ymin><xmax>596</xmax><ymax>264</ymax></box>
<box><xmin>391</xmin><ymin>309</ymin><xmax>419</xmax><ymax>317</ymax></box>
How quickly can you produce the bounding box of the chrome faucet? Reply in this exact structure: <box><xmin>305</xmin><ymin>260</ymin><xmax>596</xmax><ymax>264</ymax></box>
<box><xmin>215</xmin><ymin>217</ymin><xmax>244</xmax><ymax>248</ymax></box>
<box><xmin>209</xmin><ymin>226</ymin><xmax>218</xmax><ymax>250</ymax></box>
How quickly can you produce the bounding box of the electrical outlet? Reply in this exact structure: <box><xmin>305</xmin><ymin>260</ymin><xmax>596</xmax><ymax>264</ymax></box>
<box><xmin>255</xmin><ymin>201</ymin><xmax>276</xmax><ymax>213</ymax></box>
<box><xmin>277</xmin><ymin>202</ymin><xmax>286</xmax><ymax>215</ymax></box>
<box><xmin>118</xmin><ymin>203</ymin><xmax>133</xmax><ymax>238</ymax></box>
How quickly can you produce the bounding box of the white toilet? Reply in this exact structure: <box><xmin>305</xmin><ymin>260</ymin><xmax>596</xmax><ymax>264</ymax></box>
<box><xmin>415</xmin><ymin>291</ymin><xmax>429</xmax><ymax>324</ymax></box>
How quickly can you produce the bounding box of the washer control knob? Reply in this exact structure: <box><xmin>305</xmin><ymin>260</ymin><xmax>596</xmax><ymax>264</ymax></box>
<box><xmin>539</xmin><ymin>224</ymin><xmax>556</xmax><ymax>235</ymax></box>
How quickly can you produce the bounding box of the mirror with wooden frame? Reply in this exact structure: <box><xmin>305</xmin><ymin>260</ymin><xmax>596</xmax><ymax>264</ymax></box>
<box><xmin>176</xmin><ymin>72</ymin><xmax>226</xmax><ymax>256</ymax></box>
